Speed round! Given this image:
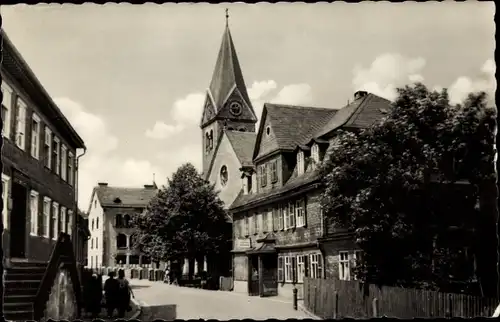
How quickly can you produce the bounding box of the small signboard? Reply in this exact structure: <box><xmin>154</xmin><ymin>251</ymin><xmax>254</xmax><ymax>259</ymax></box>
<box><xmin>236</xmin><ymin>238</ymin><xmax>251</xmax><ymax>249</ymax></box>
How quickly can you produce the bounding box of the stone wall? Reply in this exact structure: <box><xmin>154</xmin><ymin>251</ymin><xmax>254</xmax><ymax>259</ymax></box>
<box><xmin>42</xmin><ymin>267</ymin><xmax>78</xmax><ymax>321</ymax></box>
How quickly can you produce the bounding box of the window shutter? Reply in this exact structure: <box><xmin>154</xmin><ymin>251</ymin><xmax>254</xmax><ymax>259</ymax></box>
<box><xmin>289</xmin><ymin>202</ymin><xmax>295</xmax><ymax>228</ymax></box>
<box><xmin>318</xmin><ymin>253</ymin><xmax>323</xmax><ymax>278</ymax></box>
<box><xmin>291</xmin><ymin>256</ymin><xmax>297</xmax><ymax>283</ymax></box>
<box><xmin>304</xmin><ymin>255</ymin><xmax>309</xmax><ymax>277</ymax></box>
<box><xmin>278</xmin><ymin>207</ymin><xmax>284</xmax><ymax>230</ymax></box>
<box><xmin>283</xmin><ymin>205</ymin><xmax>289</xmax><ymax>230</ymax></box>
<box><xmin>37</xmin><ymin>197</ymin><xmax>43</xmax><ymax>236</ymax></box>
<box><xmin>302</xmin><ymin>197</ymin><xmax>307</xmax><ymax>227</ymax></box>
<box><xmin>272</xmin><ymin>208</ymin><xmax>278</xmax><ymax>231</ymax></box>
<box><xmin>277</xmin><ymin>257</ymin><xmax>284</xmax><ymax>282</ymax></box>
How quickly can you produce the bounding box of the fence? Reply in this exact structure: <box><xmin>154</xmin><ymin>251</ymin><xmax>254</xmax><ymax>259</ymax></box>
<box><xmin>85</xmin><ymin>266</ymin><xmax>165</xmax><ymax>281</ymax></box>
<box><xmin>303</xmin><ymin>278</ymin><xmax>498</xmax><ymax>319</ymax></box>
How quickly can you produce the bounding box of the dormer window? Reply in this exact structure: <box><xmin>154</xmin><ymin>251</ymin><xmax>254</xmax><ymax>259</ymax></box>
<box><xmin>297</xmin><ymin>150</ymin><xmax>305</xmax><ymax>175</ymax></box>
<box><xmin>114</xmin><ymin>197</ymin><xmax>122</xmax><ymax>204</ymax></box>
<box><xmin>311</xmin><ymin>143</ymin><xmax>320</xmax><ymax>165</ymax></box>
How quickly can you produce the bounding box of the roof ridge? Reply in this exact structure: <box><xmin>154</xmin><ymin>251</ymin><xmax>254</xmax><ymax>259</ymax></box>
<box><xmin>266</xmin><ymin>103</ymin><xmax>333</xmax><ymax>111</ymax></box>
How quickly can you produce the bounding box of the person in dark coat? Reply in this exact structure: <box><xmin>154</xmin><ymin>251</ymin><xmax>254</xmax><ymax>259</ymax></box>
<box><xmin>87</xmin><ymin>273</ymin><xmax>102</xmax><ymax>318</ymax></box>
<box><xmin>104</xmin><ymin>271</ymin><xmax>120</xmax><ymax>318</ymax></box>
<box><xmin>117</xmin><ymin>269</ymin><xmax>134</xmax><ymax>318</ymax></box>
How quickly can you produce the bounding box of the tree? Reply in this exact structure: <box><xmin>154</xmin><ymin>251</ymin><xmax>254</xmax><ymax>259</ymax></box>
<box><xmin>130</xmin><ymin>163</ymin><xmax>229</xmax><ymax>279</ymax></box>
<box><xmin>320</xmin><ymin>83</ymin><xmax>497</xmax><ymax>295</ymax></box>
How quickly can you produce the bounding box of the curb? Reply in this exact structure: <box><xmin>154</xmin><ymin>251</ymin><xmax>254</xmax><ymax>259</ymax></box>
<box><xmin>129</xmin><ymin>297</ymin><xmax>143</xmax><ymax>320</ymax></box>
<box><xmin>298</xmin><ymin>303</ymin><xmax>322</xmax><ymax>320</ymax></box>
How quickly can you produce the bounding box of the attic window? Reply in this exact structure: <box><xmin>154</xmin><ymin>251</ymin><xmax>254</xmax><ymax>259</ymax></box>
<box><xmin>113</xmin><ymin>197</ymin><xmax>122</xmax><ymax>204</ymax></box>
<box><xmin>239</xmin><ymin>128</ymin><xmax>246</xmax><ymax>132</ymax></box>
<box><xmin>266</xmin><ymin>126</ymin><xmax>271</xmax><ymax>136</ymax></box>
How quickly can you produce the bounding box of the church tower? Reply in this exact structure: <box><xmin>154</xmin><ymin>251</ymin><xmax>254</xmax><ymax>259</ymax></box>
<box><xmin>201</xmin><ymin>11</ymin><xmax>258</xmax><ymax>179</ymax></box>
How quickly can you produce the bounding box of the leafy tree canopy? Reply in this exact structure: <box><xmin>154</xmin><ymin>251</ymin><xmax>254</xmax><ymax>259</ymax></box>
<box><xmin>131</xmin><ymin>163</ymin><xmax>229</xmax><ymax>263</ymax></box>
<box><xmin>320</xmin><ymin>83</ymin><xmax>496</xmax><ymax>293</ymax></box>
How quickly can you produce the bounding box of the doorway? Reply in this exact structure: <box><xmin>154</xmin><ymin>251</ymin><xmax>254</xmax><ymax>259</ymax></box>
<box><xmin>248</xmin><ymin>255</ymin><xmax>259</xmax><ymax>296</ymax></box>
<box><xmin>10</xmin><ymin>181</ymin><xmax>27</xmax><ymax>258</ymax></box>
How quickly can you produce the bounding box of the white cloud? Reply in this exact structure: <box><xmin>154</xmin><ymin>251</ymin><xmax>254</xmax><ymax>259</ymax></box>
<box><xmin>146</xmin><ymin>80</ymin><xmax>313</xmax><ymax>140</ymax></box>
<box><xmin>145</xmin><ymin>121</ymin><xmax>184</xmax><ymax>139</ymax></box>
<box><xmin>55</xmin><ymin>98</ymin><xmax>166</xmax><ymax>209</ymax></box>
<box><xmin>447</xmin><ymin>59</ymin><xmax>496</xmax><ymax>105</ymax></box>
<box><xmin>352</xmin><ymin>53</ymin><xmax>427</xmax><ymax>101</ymax></box>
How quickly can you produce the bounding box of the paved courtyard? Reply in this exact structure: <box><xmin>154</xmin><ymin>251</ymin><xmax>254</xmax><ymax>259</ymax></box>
<box><xmin>129</xmin><ymin>279</ymin><xmax>312</xmax><ymax>320</ymax></box>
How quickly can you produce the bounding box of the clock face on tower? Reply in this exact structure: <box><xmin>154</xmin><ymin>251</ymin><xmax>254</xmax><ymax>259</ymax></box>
<box><xmin>229</xmin><ymin>101</ymin><xmax>242</xmax><ymax>116</ymax></box>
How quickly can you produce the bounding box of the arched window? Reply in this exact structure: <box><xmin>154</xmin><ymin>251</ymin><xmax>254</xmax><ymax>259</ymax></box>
<box><xmin>96</xmin><ymin>217</ymin><xmax>99</xmax><ymax>229</ymax></box>
<box><xmin>116</xmin><ymin>233</ymin><xmax>127</xmax><ymax>249</ymax></box>
<box><xmin>124</xmin><ymin>214</ymin><xmax>131</xmax><ymax>228</ymax></box>
<box><xmin>91</xmin><ymin>238</ymin><xmax>94</xmax><ymax>249</ymax></box>
<box><xmin>209</xmin><ymin>130</ymin><xmax>214</xmax><ymax>149</ymax></box>
<box><xmin>91</xmin><ymin>219</ymin><xmax>94</xmax><ymax>231</ymax></box>
<box><xmin>239</xmin><ymin>128</ymin><xmax>246</xmax><ymax>132</ymax></box>
<box><xmin>205</xmin><ymin>132</ymin><xmax>210</xmax><ymax>151</ymax></box>
<box><xmin>227</xmin><ymin>127</ymin><xmax>234</xmax><ymax>131</ymax></box>
<box><xmin>115</xmin><ymin>214</ymin><xmax>123</xmax><ymax>228</ymax></box>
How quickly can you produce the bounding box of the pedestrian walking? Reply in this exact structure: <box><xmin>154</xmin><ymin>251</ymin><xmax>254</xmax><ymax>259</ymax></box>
<box><xmin>86</xmin><ymin>273</ymin><xmax>102</xmax><ymax>318</ymax></box>
<box><xmin>104</xmin><ymin>271</ymin><xmax>120</xmax><ymax>318</ymax></box>
<box><xmin>117</xmin><ymin>268</ymin><xmax>135</xmax><ymax>318</ymax></box>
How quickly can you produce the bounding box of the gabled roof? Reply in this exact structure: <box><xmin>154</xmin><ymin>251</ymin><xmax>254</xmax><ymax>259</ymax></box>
<box><xmin>314</xmin><ymin>93</ymin><xmax>391</xmax><ymax>139</ymax></box>
<box><xmin>254</xmin><ymin>103</ymin><xmax>337</xmax><ymax>160</ymax></box>
<box><xmin>88</xmin><ymin>184</ymin><xmax>158</xmax><ymax>211</ymax></box>
<box><xmin>1</xmin><ymin>30</ymin><xmax>86</xmax><ymax>150</ymax></box>
<box><xmin>226</xmin><ymin>130</ymin><xmax>257</xmax><ymax>167</ymax></box>
<box><xmin>208</xmin><ymin>25</ymin><xmax>254</xmax><ymax>115</ymax></box>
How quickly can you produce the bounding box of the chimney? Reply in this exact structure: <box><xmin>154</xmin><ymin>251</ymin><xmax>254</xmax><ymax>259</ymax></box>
<box><xmin>98</xmin><ymin>182</ymin><xmax>108</xmax><ymax>187</ymax></box>
<box><xmin>144</xmin><ymin>184</ymin><xmax>155</xmax><ymax>189</ymax></box>
<box><xmin>354</xmin><ymin>90</ymin><xmax>368</xmax><ymax>100</ymax></box>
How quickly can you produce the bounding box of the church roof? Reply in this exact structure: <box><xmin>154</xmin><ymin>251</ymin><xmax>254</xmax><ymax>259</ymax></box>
<box><xmin>225</xmin><ymin>130</ymin><xmax>257</xmax><ymax>167</ymax></box>
<box><xmin>254</xmin><ymin>104</ymin><xmax>337</xmax><ymax>160</ymax></box>
<box><xmin>90</xmin><ymin>184</ymin><xmax>158</xmax><ymax>209</ymax></box>
<box><xmin>208</xmin><ymin>25</ymin><xmax>253</xmax><ymax>113</ymax></box>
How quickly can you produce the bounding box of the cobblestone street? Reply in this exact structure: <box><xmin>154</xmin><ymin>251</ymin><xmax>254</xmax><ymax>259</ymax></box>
<box><xmin>129</xmin><ymin>279</ymin><xmax>312</xmax><ymax>320</ymax></box>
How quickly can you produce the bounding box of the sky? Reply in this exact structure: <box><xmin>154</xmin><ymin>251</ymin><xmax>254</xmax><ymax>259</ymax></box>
<box><xmin>1</xmin><ymin>2</ymin><xmax>496</xmax><ymax>210</ymax></box>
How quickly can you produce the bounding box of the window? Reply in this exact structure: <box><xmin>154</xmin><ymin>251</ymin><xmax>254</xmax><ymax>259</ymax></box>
<box><xmin>220</xmin><ymin>165</ymin><xmax>228</xmax><ymax>187</ymax></box>
<box><xmin>96</xmin><ymin>217</ymin><xmax>100</xmax><ymax>229</ymax></box>
<box><xmin>2</xmin><ymin>174</ymin><xmax>11</xmax><ymax>230</ymax></box>
<box><xmin>353</xmin><ymin>251</ymin><xmax>363</xmax><ymax>280</ymax></box>
<box><xmin>115</xmin><ymin>214</ymin><xmax>123</xmax><ymax>228</ymax></box>
<box><xmin>309</xmin><ymin>253</ymin><xmax>323</xmax><ymax>279</ymax></box>
<box><xmin>244</xmin><ymin>216</ymin><xmax>249</xmax><ymax>236</ymax></box>
<box><xmin>61</xmin><ymin>206</ymin><xmax>67</xmax><ymax>233</ymax></box>
<box><xmin>277</xmin><ymin>207</ymin><xmax>284</xmax><ymax>230</ymax></box>
<box><xmin>284</xmin><ymin>256</ymin><xmax>296</xmax><ymax>283</ymax></box>
<box><xmin>124</xmin><ymin>214</ymin><xmax>130</xmax><ymax>227</ymax></box>
<box><xmin>90</xmin><ymin>256</ymin><xmax>93</xmax><ymax>268</ymax></box>
<box><xmin>61</xmin><ymin>145</ymin><xmax>67</xmax><ymax>181</ymax></box>
<box><xmin>91</xmin><ymin>219</ymin><xmax>94</xmax><ymax>231</ymax></box>
<box><xmin>295</xmin><ymin>199</ymin><xmax>305</xmax><ymax>227</ymax></box>
<box><xmin>270</xmin><ymin>161</ymin><xmax>278</xmax><ymax>183</ymax></box>
<box><xmin>117</xmin><ymin>233</ymin><xmax>127</xmax><ymax>249</ymax></box>
<box><xmin>297</xmin><ymin>255</ymin><xmax>306</xmax><ymax>283</ymax></box>
<box><xmin>278</xmin><ymin>257</ymin><xmax>284</xmax><ymax>282</ymax></box>
<box><xmin>91</xmin><ymin>238</ymin><xmax>94</xmax><ymax>249</ymax></box>
<box><xmin>44</xmin><ymin>127</ymin><xmax>52</xmax><ymax>169</ymax></box>
<box><xmin>339</xmin><ymin>251</ymin><xmax>350</xmax><ymax>280</ymax></box>
<box><xmin>52</xmin><ymin>202</ymin><xmax>59</xmax><ymax>240</ymax></box>
<box><xmin>30</xmin><ymin>191</ymin><xmax>39</xmax><ymax>236</ymax></box>
<box><xmin>297</xmin><ymin>150</ymin><xmax>305</xmax><ymax>175</ymax></box>
<box><xmin>264</xmin><ymin>210</ymin><xmax>272</xmax><ymax>233</ymax></box>
<box><xmin>43</xmin><ymin>197</ymin><xmax>51</xmax><ymax>238</ymax></box>
<box><xmin>285</xmin><ymin>202</ymin><xmax>295</xmax><ymax>229</ymax></box>
<box><xmin>68</xmin><ymin>152</ymin><xmax>74</xmax><ymax>186</ymax></box>
<box><xmin>259</xmin><ymin>164</ymin><xmax>267</xmax><ymax>187</ymax></box>
<box><xmin>31</xmin><ymin>114</ymin><xmax>41</xmax><ymax>159</ymax></box>
<box><xmin>53</xmin><ymin>136</ymin><xmax>60</xmax><ymax>175</ymax></box>
<box><xmin>96</xmin><ymin>237</ymin><xmax>99</xmax><ymax>249</ymax></box>
<box><xmin>253</xmin><ymin>213</ymin><xmax>258</xmax><ymax>235</ymax></box>
<box><xmin>15</xmin><ymin>98</ymin><xmax>27</xmax><ymax>150</ymax></box>
<box><xmin>311</xmin><ymin>143</ymin><xmax>320</xmax><ymax>165</ymax></box>
<box><xmin>67</xmin><ymin>210</ymin><xmax>73</xmax><ymax>236</ymax></box>
<box><xmin>1</xmin><ymin>82</ymin><xmax>13</xmax><ymax>138</ymax></box>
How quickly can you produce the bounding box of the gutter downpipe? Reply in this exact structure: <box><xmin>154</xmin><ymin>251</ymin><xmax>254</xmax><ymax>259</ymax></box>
<box><xmin>74</xmin><ymin>147</ymin><xmax>87</xmax><ymax>272</ymax></box>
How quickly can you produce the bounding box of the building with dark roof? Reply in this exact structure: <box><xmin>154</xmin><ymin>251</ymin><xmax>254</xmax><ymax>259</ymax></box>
<box><xmin>86</xmin><ymin>182</ymin><xmax>158</xmax><ymax>268</ymax></box>
<box><xmin>199</xmin><ymin>19</ymin><xmax>392</xmax><ymax>298</ymax></box>
<box><xmin>1</xmin><ymin>29</ymin><xmax>87</xmax><ymax>264</ymax></box>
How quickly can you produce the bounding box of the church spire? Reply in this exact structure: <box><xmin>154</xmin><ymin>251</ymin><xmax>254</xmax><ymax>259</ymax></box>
<box><xmin>205</xmin><ymin>13</ymin><xmax>257</xmax><ymax>122</ymax></box>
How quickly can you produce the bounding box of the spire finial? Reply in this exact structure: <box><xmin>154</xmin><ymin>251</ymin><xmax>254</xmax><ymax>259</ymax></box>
<box><xmin>153</xmin><ymin>173</ymin><xmax>156</xmax><ymax>183</ymax></box>
<box><xmin>225</xmin><ymin>8</ymin><xmax>229</xmax><ymax>26</ymax></box>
